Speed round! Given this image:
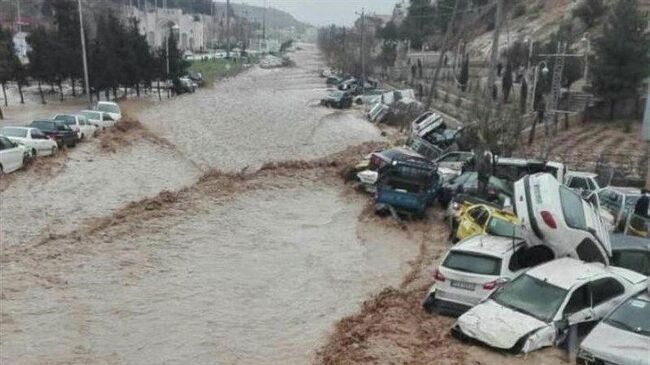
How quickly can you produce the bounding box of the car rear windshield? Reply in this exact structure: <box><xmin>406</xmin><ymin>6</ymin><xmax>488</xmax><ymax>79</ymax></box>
<box><xmin>492</xmin><ymin>274</ymin><xmax>567</xmax><ymax>322</ymax></box>
<box><xmin>443</xmin><ymin>251</ymin><xmax>501</xmax><ymax>276</ymax></box>
<box><xmin>1</xmin><ymin>128</ymin><xmax>27</xmax><ymax>138</ymax></box>
<box><xmin>605</xmin><ymin>295</ymin><xmax>650</xmax><ymax>336</ymax></box>
<box><xmin>97</xmin><ymin>103</ymin><xmax>120</xmax><ymax>113</ymax></box>
<box><xmin>486</xmin><ymin>217</ymin><xmax>523</xmax><ymax>238</ymax></box>
<box><xmin>559</xmin><ymin>186</ymin><xmax>587</xmax><ymax>230</ymax></box>
<box><xmin>32</xmin><ymin>121</ymin><xmax>54</xmax><ymax>131</ymax></box>
<box><xmin>54</xmin><ymin>115</ymin><xmax>75</xmax><ymax>124</ymax></box>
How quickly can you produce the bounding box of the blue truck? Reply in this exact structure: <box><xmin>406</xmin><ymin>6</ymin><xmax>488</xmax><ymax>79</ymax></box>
<box><xmin>375</xmin><ymin>159</ymin><xmax>441</xmax><ymax>217</ymax></box>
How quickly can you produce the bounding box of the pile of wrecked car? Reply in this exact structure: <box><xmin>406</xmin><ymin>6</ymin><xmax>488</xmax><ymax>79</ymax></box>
<box><xmin>349</xmin><ymin>110</ymin><xmax>650</xmax><ymax>362</ymax></box>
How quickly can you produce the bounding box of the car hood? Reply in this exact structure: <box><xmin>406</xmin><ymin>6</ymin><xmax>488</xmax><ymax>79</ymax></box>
<box><xmin>456</xmin><ymin>300</ymin><xmax>548</xmax><ymax>349</ymax></box>
<box><xmin>581</xmin><ymin>322</ymin><xmax>650</xmax><ymax>365</ymax></box>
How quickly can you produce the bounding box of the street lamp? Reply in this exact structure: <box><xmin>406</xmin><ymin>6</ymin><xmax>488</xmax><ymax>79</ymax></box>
<box><xmin>530</xmin><ymin>60</ymin><xmax>549</xmax><ymax>113</ymax></box>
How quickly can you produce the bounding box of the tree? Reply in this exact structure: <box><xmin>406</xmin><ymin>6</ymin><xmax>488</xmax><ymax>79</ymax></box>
<box><xmin>400</xmin><ymin>0</ymin><xmax>437</xmax><ymax>50</ymax></box>
<box><xmin>591</xmin><ymin>0</ymin><xmax>650</xmax><ymax>121</ymax></box>
<box><xmin>27</xmin><ymin>26</ymin><xmax>56</xmax><ymax>104</ymax></box>
<box><xmin>502</xmin><ymin>63</ymin><xmax>513</xmax><ymax>103</ymax></box>
<box><xmin>519</xmin><ymin>77</ymin><xmax>528</xmax><ymax>115</ymax></box>
<box><xmin>458</xmin><ymin>56</ymin><xmax>469</xmax><ymax>92</ymax></box>
<box><xmin>0</xmin><ymin>27</ymin><xmax>20</xmax><ymax>108</ymax></box>
<box><xmin>51</xmin><ymin>0</ymin><xmax>83</xmax><ymax>98</ymax></box>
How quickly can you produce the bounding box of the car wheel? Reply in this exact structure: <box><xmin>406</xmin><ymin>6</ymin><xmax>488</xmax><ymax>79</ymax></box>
<box><xmin>422</xmin><ymin>294</ymin><xmax>437</xmax><ymax>314</ymax></box>
<box><xmin>31</xmin><ymin>148</ymin><xmax>37</xmax><ymax>157</ymax></box>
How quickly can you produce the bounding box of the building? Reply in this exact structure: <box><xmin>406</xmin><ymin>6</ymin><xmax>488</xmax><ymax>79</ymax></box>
<box><xmin>12</xmin><ymin>31</ymin><xmax>30</xmax><ymax>64</ymax></box>
<box><xmin>127</xmin><ymin>6</ymin><xmax>207</xmax><ymax>51</ymax></box>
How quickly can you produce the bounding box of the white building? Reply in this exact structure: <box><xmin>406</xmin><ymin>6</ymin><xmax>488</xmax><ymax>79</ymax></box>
<box><xmin>127</xmin><ymin>7</ymin><xmax>207</xmax><ymax>51</ymax></box>
<box><xmin>12</xmin><ymin>31</ymin><xmax>29</xmax><ymax>64</ymax></box>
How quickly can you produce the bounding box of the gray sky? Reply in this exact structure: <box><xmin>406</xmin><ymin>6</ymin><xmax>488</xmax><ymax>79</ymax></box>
<box><xmin>230</xmin><ymin>0</ymin><xmax>400</xmax><ymax>26</ymax></box>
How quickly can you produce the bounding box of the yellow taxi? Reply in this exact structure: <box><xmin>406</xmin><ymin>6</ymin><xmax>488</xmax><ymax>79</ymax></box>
<box><xmin>454</xmin><ymin>203</ymin><xmax>521</xmax><ymax>242</ymax></box>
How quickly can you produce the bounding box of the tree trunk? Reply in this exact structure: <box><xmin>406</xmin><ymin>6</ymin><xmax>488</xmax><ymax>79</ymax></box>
<box><xmin>528</xmin><ymin>117</ymin><xmax>538</xmax><ymax>145</ymax></box>
<box><xmin>71</xmin><ymin>78</ymin><xmax>76</xmax><ymax>97</ymax></box>
<box><xmin>1</xmin><ymin>82</ymin><xmax>7</xmax><ymax>107</ymax></box>
<box><xmin>50</xmin><ymin>82</ymin><xmax>55</xmax><ymax>92</ymax></box>
<box><xmin>609</xmin><ymin>99</ymin><xmax>616</xmax><ymax>120</ymax></box>
<box><xmin>105</xmin><ymin>89</ymin><xmax>110</xmax><ymax>100</ymax></box>
<box><xmin>136</xmin><ymin>83</ymin><xmax>141</xmax><ymax>97</ymax></box>
<box><xmin>96</xmin><ymin>90</ymin><xmax>101</xmax><ymax>101</ymax></box>
<box><xmin>0</xmin><ymin>105</ymin><xmax>3</xmax><ymax>120</ymax></box>
<box><xmin>58</xmin><ymin>80</ymin><xmax>64</xmax><ymax>101</ymax></box>
<box><xmin>38</xmin><ymin>81</ymin><xmax>46</xmax><ymax>104</ymax></box>
<box><xmin>18</xmin><ymin>83</ymin><xmax>24</xmax><ymax>104</ymax></box>
<box><xmin>112</xmin><ymin>86</ymin><xmax>117</xmax><ymax>100</ymax></box>
<box><xmin>564</xmin><ymin>113</ymin><xmax>569</xmax><ymax>130</ymax></box>
<box><xmin>123</xmin><ymin>85</ymin><xmax>128</xmax><ymax>99</ymax></box>
<box><xmin>157</xmin><ymin>80</ymin><xmax>162</xmax><ymax>101</ymax></box>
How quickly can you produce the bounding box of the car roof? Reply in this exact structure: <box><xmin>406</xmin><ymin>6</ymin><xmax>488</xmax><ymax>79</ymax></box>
<box><xmin>567</xmin><ymin>171</ymin><xmax>598</xmax><ymax>178</ymax></box>
<box><xmin>526</xmin><ymin>258</ymin><xmax>612</xmax><ymax>289</ymax></box>
<box><xmin>600</xmin><ymin>186</ymin><xmax>642</xmax><ymax>195</ymax></box>
<box><xmin>1</xmin><ymin>126</ymin><xmax>30</xmax><ymax>130</ymax></box>
<box><xmin>453</xmin><ymin>234</ymin><xmax>523</xmax><ymax>257</ymax></box>
<box><xmin>32</xmin><ymin>119</ymin><xmax>55</xmax><ymax>123</ymax></box>
<box><xmin>97</xmin><ymin>101</ymin><xmax>118</xmax><ymax>106</ymax></box>
<box><xmin>610</xmin><ymin>233</ymin><xmax>650</xmax><ymax>251</ymax></box>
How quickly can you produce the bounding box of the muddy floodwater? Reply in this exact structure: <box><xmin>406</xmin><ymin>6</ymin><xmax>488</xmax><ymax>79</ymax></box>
<box><xmin>0</xmin><ymin>45</ymin><xmax>418</xmax><ymax>365</ymax></box>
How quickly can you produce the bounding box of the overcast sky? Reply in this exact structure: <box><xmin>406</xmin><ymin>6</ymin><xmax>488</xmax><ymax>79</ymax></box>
<box><xmin>229</xmin><ymin>0</ymin><xmax>400</xmax><ymax>26</ymax></box>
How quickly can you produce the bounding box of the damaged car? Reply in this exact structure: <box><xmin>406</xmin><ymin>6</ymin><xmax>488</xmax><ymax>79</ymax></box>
<box><xmin>320</xmin><ymin>91</ymin><xmax>353</xmax><ymax>109</ymax></box>
<box><xmin>375</xmin><ymin>159</ymin><xmax>440</xmax><ymax>217</ymax></box>
<box><xmin>577</xmin><ymin>288</ymin><xmax>650</xmax><ymax>365</ymax></box>
<box><xmin>452</xmin><ymin>203</ymin><xmax>520</xmax><ymax>243</ymax></box>
<box><xmin>423</xmin><ymin>234</ymin><xmax>553</xmax><ymax>316</ymax></box>
<box><xmin>452</xmin><ymin>257</ymin><xmax>647</xmax><ymax>354</ymax></box>
<box><xmin>514</xmin><ymin>173</ymin><xmax>612</xmax><ymax>265</ymax></box>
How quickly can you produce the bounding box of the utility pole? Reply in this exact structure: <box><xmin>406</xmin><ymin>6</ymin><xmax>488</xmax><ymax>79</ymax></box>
<box><xmin>425</xmin><ymin>0</ymin><xmax>460</xmax><ymax>110</ymax></box>
<box><xmin>542</xmin><ymin>42</ymin><xmax>567</xmax><ymax>159</ymax></box>
<box><xmin>77</xmin><ymin>0</ymin><xmax>92</xmax><ymax>108</ymax></box>
<box><xmin>643</xmin><ymin>79</ymin><xmax>650</xmax><ymax>188</ymax></box>
<box><xmin>16</xmin><ymin>0</ymin><xmax>21</xmax><ymax>33</ymax></box>
<box><xmin>226</xmin><ymin>0</ymin><xmax>231</xmax><ymax>58</ymax></box>
<box><xmin>357</xmin><ymin>8</ymin><xmax>366</xmax><ymax>94</ymax></box>
<box><xmin>486</xmin><ymin>0</ymin><xmax>503</xmax><ymax>97</ymax></box>
<box><xmin>262</xmin><ymin>0</ymin><xmax>267</xmax><ymax>52</ymax></box>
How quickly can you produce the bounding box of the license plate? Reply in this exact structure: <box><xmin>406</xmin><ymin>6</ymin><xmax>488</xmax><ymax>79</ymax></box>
<box><xmin>450</xmin><ymin>280</ymin><xmax>476</xmax><ymax>291</ymax></box>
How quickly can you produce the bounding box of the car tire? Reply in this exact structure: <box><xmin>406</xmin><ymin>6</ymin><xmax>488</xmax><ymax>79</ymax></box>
<box><xmin>422</xmin><ymin>294</ymin><xmax>437</xmax><ymax>314</ymax></box>
<box><xmin>31</xmin><ymin>148</ymin><xmax>37</xmax><ymax>157</ymax></box>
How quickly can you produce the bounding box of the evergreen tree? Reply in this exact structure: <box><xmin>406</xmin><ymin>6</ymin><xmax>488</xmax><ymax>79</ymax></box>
<box><xmin>0</xmin><ymin>27</ymin><xmax>20</xmax><ymax>108</ymax></box>
<box><xmin>519</xmin><ymin>77</ymin><xmax>528</xmax><ymax>115</ymax></box>
<box><xmin>26</xmin><ymin>26</ymin><xmax>56</xmax><ymax>104</ymax></box>
<box><xmin>591</xmin><ymin>0</ymin><xmax>650</xmax><ymax>120</ymax></box>
<box><xmin>400</xmin><ymin>0</ymin><xmax>436</xmax><ymax>50</ymax></box>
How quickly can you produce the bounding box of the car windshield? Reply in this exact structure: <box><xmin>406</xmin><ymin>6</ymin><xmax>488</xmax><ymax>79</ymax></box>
<box><xmin>1</xmin><ymin>128</ymin><xmax>27</xmax><ymax>138</ymax></box>
<box><xmin>54</xmin><ymin>115</ymin><xmax>75</xmax><ymax>124</ymax></box>
<box><xmin>559</xmin><ymin>186</ymin><xmax>587</xmax><ymax>230</ymax></box>
<box><xmin>486</xmin><ymin>217</ymin><xmax>523</xmax><ymax>238</ymax></box>
<box><xmin>443</xmin><ymin>251</ymin><xmax>501</xmax><ymax>276</ymax></box>
<box><xmin>97</xmin><ymin>103</ymin><xmax>120</xmax><ymax>113</ymax></box>
<box><xmin>82</xmin><ymin>111</ymin><xmax>100</xmax><ymax>120</ymax></box>
<box><xmin>605</xmin><ymin>295</ymin><xmax>650</xmax><ymax>336</ymax></box>
<box><xmin>492</xmin><ymin>274</ymin><xmax>568</xmax><ymax>322</ymax></box>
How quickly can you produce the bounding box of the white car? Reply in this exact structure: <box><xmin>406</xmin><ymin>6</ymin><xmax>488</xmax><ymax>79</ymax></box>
<box><xmin>422</xmin><ymin>234</ymin><xmax>554</xmax><ymax>316</ymax></box>
<box><xmin>514</xmin><ymin>173</ymin><xmax>612</xmax><ymax>265</ymax></box>
<box><xmin>578</xmin><ymin>289</ymin><xmax>650</xmax><ymax>365</ymax></box>
<box><xmin>53</xmin><ymin>114</ymin><xmax>97</xmax><ymax>140</ymax></box>
<box><xmin>96</xmin><ymin>101</ymin><xmax>122</xmax><ymax>122</ymax></box>
<box><xmin>80</xmin><ymin>110</ymin><xmax>115</xmax><ymax>130</ymax></box>
<box><xmin>566</xmin><ymin>171</ymin><xmax>600</xmax><ymax>197</ymax></box>
<box><xmin>594</xmin><ymin>186</ymin><xmax>642</xmax><ymax>231</ymax></box>
<box><xmin>0</xmin><ymin>127</ymin><xmax>58</xmax><ymax>157</ymax></box>
<box><xmin>452</xmin><ymin>258</ymin><xmax>647</xmax><ymax>354</ymax></box>
<box><xmin>0</xmin><ymin>135</ymin><xmax>28</xmax><ymax>174</ymax></box>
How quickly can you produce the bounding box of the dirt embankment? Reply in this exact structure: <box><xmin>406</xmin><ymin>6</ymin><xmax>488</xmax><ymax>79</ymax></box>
<box><xmin>0</xmin><ymin>149</ymin><xmax>69</xmax><ymax>193</ymax></box>
<box><xmin>97</xmin><ymin>117</ymin><xmax>175</xmax><ymax>153</ymax></box>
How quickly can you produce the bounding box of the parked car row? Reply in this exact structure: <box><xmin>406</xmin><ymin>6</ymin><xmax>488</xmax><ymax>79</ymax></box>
<box><xmin>349</xmin><ymin>111</ymin><xmax>649</xmax><ymax>363</ymax></box>
<box><xmin>0</xmin><ymin>101</ymin><xmax>122</xmax><ymax>176</ymax></box>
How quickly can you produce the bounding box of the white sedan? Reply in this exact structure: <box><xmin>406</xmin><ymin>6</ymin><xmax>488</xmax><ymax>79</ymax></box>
<box><xmin>452</xmin><ymin>258</ymin><xmax>647</xmax><ymax>354</ymax></box>
<box><xmin>0</xmin><ymin>127</ymin><xmax>58</xmax><ymax>157</ymax></box>
<box><xmin>80</xmin><ymin>110</ymin><xmax>115</xmax><ymax>130</ymax></box>
<box><xmin>53</xmin><ymin>114</ymin><xmax>97</xmax><ymax>140</ymax></box>
<box><xmin>96</xmin><ymin>101</ymin><xmax>122</xmax><ymax>122</ymax></box>
<box><xmin>0</xmin><ymin>135</ymin><xmax>28</xmax><ymax>174</ymax></box>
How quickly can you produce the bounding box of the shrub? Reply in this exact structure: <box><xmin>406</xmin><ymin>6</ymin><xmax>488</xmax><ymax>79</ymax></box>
<box><xmin>572</xmin><ymin>0</ymin><xmax>606</xmax><ymax>28</ymax></box>
<box><xmin>513</xmin><ymin>4</ymin><xmax>527</xmax><ymax>18</ymax></box>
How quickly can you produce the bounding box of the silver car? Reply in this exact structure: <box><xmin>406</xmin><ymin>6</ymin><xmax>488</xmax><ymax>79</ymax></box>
<box><xmin>578</xmin><ymin>289</ymin><xmax>650</xmax><ymax>365</ymax></box>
